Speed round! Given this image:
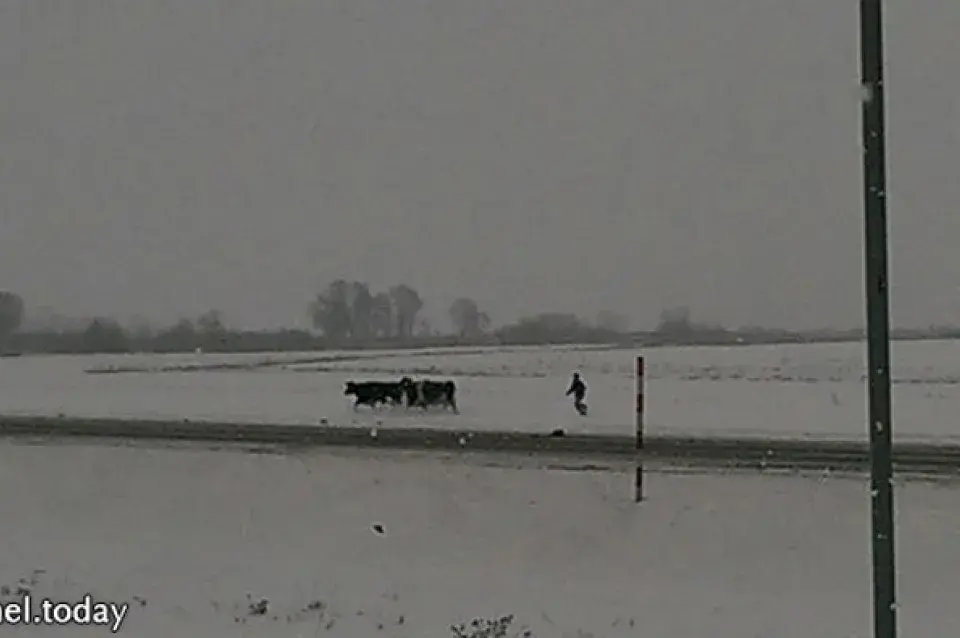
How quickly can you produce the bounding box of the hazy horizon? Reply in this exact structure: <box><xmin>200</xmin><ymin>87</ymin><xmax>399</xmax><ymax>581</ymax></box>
<box><xmin>2</xmin><ymin>1</ymin><xmax>958</xmax><ymax>332</ymax></box>
<box><xmin>19</xmin><ymin>298</ymin><xmax>960</xmax><ymax>335</ymax></box>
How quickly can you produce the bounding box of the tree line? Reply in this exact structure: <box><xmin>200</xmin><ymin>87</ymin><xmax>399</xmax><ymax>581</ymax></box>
<box><xmin>10</xmin><ymin>283</ymin><xmax>929</xmax><ymax>355</ymax></box>
<box><xmin>0</xmin><ymin>283</ymin><xmax>633</xmax><ymax>355</ymax></box>
<box><xmin>308</xmin><ymin>279</ymin><xmax>495</xmax><ymax>341</ymax></box>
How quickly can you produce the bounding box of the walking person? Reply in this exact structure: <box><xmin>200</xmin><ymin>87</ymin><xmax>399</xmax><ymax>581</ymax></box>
<box><xmin>566</xmin><ymin>371</ymin><xmax>588</xmax><ymax>416</ymax></box>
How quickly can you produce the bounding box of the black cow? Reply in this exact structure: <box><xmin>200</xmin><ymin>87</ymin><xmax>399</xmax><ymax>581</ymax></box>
<box><xmin>398</xmin><ymin>376</ymin><xmax>459</xmax><ymax>414</ymax></box>
<box><xmin>344</xmin><ymin>381</ymin><xmax>404</xmax><ymax>410</ymax></box>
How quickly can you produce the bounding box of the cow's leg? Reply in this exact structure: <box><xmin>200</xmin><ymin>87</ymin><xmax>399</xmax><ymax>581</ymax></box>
<box><xmin>415</xmin><ymin>381</ymin><xmax>426</xmax><ymax>409</ymax></box>
<box><xmin>401</xmin><ymin>387</ymin><xmax>415</xmax><ymax>410</ymax></box>
<box><xmin>447</xmin><ymin>394</ymin><xmax>459</xmax><ymax>414</ymax></box>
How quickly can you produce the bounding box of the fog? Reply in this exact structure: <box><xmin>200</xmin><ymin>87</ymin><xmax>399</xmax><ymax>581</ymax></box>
<box><xmin>1</xmin><ymin>0</ymin><xmax>957</xmax><ymax>330</ymax></box>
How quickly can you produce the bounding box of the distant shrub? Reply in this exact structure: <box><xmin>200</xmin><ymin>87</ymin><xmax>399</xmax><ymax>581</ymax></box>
<box><xmin>450</xmin><ymin>615</ymin><xmax>532</xmax><ymax>638</ymax></box>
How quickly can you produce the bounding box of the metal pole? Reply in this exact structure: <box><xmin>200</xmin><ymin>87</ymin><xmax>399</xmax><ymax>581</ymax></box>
<box><xmin>859</xmin><ymin>1</ymin><xmax>897</xmax><ymax>636</ymax></box>
<box><xmin>635</xmin><ymin>355</ymin><xmax>644</xmax><ymax>502</ymax></box>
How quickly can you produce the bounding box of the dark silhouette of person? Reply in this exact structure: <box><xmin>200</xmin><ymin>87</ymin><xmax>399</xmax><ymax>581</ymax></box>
<box><xmin>566</xmin><ymin>372</ymin><xmax>587</xmax><ymax>416</ymax></box>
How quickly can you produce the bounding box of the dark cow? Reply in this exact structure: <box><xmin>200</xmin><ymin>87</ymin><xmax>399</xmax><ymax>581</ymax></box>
<box><xmin>344</xmin><ymin>380</ymin><xmax>404</xmax><ymax>410</ymax></box>
<box><xmin>399</xmin><ymin>376</ymin><xmax>459</xmax><ymax>414</ymax></box>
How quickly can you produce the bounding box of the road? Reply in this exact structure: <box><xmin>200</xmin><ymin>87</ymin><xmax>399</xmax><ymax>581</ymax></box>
<box><xmin>3</xmin><ymin>414</ymin><xmax>960</xmax><ymax>475</ymax></box>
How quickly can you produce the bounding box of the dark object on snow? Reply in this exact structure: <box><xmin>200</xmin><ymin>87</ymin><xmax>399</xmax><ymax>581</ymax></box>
<box><xmin>549</xmin><ymin>428</ymin><xmax>566</xmax><ymax>437</ymax></box>
<box><xmin>399</xmin><ymin>377</ymin><xmax>459</xmax><ymax>414</ymax></box>
<box><xmin>565</xmin><ymin>372</ymin><xmax>588</xmax><ymax>416</ymax></box>
<box><xmin>372</xmin><ymin>523</ymin><xmax>385</xmax><ymax>535</ymax></box>
<box><xmin>343</xmin><ymin>381</ymin><xmax>404</xmax><ymax>409</ymax></box>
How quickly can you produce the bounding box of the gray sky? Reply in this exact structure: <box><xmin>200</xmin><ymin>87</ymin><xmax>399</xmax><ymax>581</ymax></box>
<box><xmin>1</xmin><ymin>1</ymin><xmax>958</xmax><ymax>331</ymax></box>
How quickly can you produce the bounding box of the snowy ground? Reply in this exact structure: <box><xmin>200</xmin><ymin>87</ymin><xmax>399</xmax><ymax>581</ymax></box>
<box><xmin>0</xmin><ymin>440</ymin><xmax>957</xmax><ymax>637</ymax></box>
<box><xmin>3</xmin><ymin>341</ymin><xmax>960</xmax><ymax>441</ymax></box>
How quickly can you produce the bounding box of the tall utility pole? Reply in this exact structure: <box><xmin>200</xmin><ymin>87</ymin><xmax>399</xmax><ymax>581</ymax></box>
<box><xmin>859</xmin><ymin>1</ymin><xmax>898</xmax><ymax>637</ymax></box>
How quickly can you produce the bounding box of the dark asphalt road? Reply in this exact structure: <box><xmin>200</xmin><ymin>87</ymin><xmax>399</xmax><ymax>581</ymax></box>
<box><xmin>2</xmin><ymin>414</ymin><xmax>960</xmax><ymax>474</ymax></box>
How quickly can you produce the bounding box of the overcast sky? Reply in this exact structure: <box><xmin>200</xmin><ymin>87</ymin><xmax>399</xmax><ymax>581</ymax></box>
<box><xmin>1</xmin><ymin>1</ymin><xmax>957</xmax><ymax>330</ymax></box>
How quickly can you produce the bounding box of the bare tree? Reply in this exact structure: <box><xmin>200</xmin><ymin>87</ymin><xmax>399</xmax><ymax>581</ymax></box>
<box><xmin>197</xmin><ymin>309</ymin><xmax>226</xmax><ymax>335</ymax></box>
<box><xmin>370</xmin><ymin>292</ymin><xmax>394</xmax><ymax>338</ymax></box>
<box><xmin>449</xmin><ymin>297</ymin><xmax>491</xmax><ymax>338</ymax></box>
<box><xmin>350</xmin><ymin>282</ymin><xmax>374</xmax><ymax>340</ymax></box>
<box><xmin>0</xmin><ymin>291</ymin><xmax>24</xmax><ymax>347</ymax></box>
<box><xmin>309</xmin><ymin>279</ymin><xmax>353</xmax><ymax>340</ymax></box>
<box><xmin>82</xmin><ymin>318</ymin><xmax>129</xmax><ymax>353</ymax></box>
<box><xmin>196</xmin><ymin>309</ymin><xmax>228</xmax><ymax>349</ymax></box>
<box><xmin>389</xmin><ymin>284</ymin><xmax>423</xmax><ymax>339</ymax></box>
<box><xmin>153</xmin><ymin>319</ymin><xmax>198</xmax><ymax>351</ymax></box>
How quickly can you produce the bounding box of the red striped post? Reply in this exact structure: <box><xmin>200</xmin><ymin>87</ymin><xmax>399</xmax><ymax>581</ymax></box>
<box><xmin>635</xmin><ymin>355</ymin><xmax>645</xmax><ymax>502</ymax></box>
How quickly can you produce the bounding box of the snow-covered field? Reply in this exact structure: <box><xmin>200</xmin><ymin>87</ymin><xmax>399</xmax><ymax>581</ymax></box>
<box><xmin>1</xmin><ymin>440</ymin><xmax>956</xmax><ymax>637</ymax></box>
<box><xmin>3</xmin><ymin>340</ymin><xmax>960</xmax><ymax>440</ymax></box>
